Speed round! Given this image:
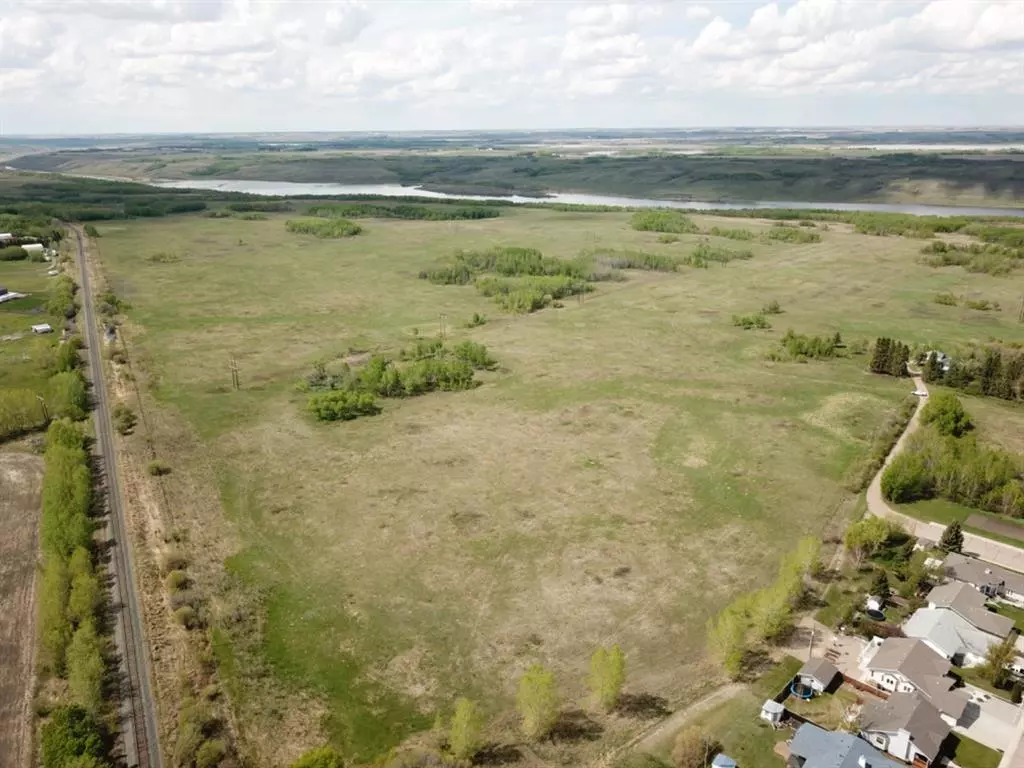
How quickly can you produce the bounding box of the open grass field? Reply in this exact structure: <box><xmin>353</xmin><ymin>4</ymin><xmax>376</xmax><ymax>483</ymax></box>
<box><xmin>90</xmin><ymin>205</ymin><xmax>1024</xmax><ymax>765</ymax></box>
<box><xmin>0</xmin><ymin>453</ymin><xmax>44</xmax><ymax>768</ymax></box>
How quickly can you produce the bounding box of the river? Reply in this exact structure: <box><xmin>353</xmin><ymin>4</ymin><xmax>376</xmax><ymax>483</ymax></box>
<box><xmin>153</xmin><ymin>179</ymin><xmax>1024</xmax><ymax>218</ymax></box>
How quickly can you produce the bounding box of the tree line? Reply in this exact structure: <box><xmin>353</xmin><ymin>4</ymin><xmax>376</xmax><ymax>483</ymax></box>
<box><xmin>881</xmin><ymin>393</ymin><xmax>1024</xmax><ymax>517</ymax></box>
<box><xmin>924</xmin><ymin>346</ymin><xmax>1024</xmax><ymax>403</ymax></box>
<box><xmin>307</xmin><ymin>203</ymin><xmax>499</xmax><ymax>221</ymax></box>
<box><xmin>285</xmin><ymin>218</ymin><xmax>363</xmax><ymax>238</ymax></box>
<box><xmin>706</xmin><ymin>538</ymin><xmax>820</xmax><ymax>678</ymax></box>
<box><xmin>870</xmin><ymin>338</ymin><xmax>911</xmax><ymax>377</ymax></box>
<box><xmin>38</xmin><ymin>420</ymin><xmax>113</xmax><ymax>768</ymax></box>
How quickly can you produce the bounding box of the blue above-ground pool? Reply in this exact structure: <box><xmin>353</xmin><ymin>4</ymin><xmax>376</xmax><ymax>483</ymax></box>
<box><xmin>790</xmin><ymin>679</ymin><xmax>814</xmax><ymax>700</ymax></box>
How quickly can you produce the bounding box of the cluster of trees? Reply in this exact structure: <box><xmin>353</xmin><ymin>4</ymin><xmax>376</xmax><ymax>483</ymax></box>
<box><xmin>769</xmin><ymin>329</ymin><xmax>842</xmax><ymax>361</ymax></box>
<box><xmin>732</xmin><ymin>313</ymin><xmax>770</xmax><ymax>330</ymax></box>
<box><xmin>882</xmin><ymin>395</ymin><xmax>1024</xmax><ymax>517</ymax></box>
<box><xmin>37</xmin><ymin>421</ymin><xmax>112</xmax><ymax>767</ymax></box>
<box><xmin>924</xmin><ymin>346</ymin><xmax>1024</xmax><ymax>403</ymax></box>
<box><xmin>307</xmin><ymin>203</ymin><xmax>499</xmax><ymax>221</ymax></box>
<box><xmin>630</xmin><ymin>210</ymin><xmax>700</xmax><ymax>234</ymax></box>
<box><xmin>48</xmin><ymin>274</ymin><xmax>78</xmax><ymax>320</ymax></box>
<box><xmin>706</xmin><ymin>538</ymin><xmax>820</xmax><ymax>678</ymax></box>
<box><xmin>870</xmin><ymin>338</ymin><xmax>910</xmax><ymax>377</ymax></box>
<box><xmin>0</xmin><ymin>212</ymin><xmax>64</xmax><ymax>243</ymax></box>
<box><xmin>475</xmin><ymin>274</ymin><xmax>592</xmax><ymax>312</ymax></box>
<box><xmin>304</xmin><ymin>341</ymin><xmax>497</xmax><ymax>422</ymax></box>
<box><xmin>766</xmin><ymin>224</ymin><xmax>822</xmax><ymax>244</ymax></box>
<box><xmin>285</xmin><ymin>218</ymin><xmax>363</xmax><ymax>238</ymax></box>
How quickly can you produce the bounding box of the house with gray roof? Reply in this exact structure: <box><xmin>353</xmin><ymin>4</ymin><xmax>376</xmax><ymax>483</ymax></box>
<box><xmin>788</xmin><ymin>723</ymin><xmax>901</xmax><ymax>768</ymax></box>
<box><xmin>862</xmin><ymin>637</ymin><xmax>968</xmax><ymax>725</ymax></box>
<box><xmin>904</xmin><ymin>606</ymin><xmax>1000</xmax><ymax>667</ymax></box>
<box><xmin>860</xmin><ymin>691</ymin><xmax>950</xmax><ymax>765</ymax></box>
<box><xmin>944</xmin><ymin>552</ymin><xmax>1024</xmax><ymax>607</ymax></box>
<box><xmin>926</xmin><ymin>581</ymin><xmax>1014</xmax><ymax>638</ymax></box>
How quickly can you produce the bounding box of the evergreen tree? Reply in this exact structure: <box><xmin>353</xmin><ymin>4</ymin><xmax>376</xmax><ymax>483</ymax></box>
<box><xmin>871</xmin><ymin>338</ymin><xmax>890</xmax><ymax>374</ymax></box>
<box><xmin>981</xmin><ymin>349</ymin><xmax>1003</xmax><ymax>396</ymax></box>
<box><xmin>923</xmin><ymin>353</ymin><xmax>941</xmax><ymax>383</ymax></box>
<box><xmin>869</xmin><ymin>569</ymin><xmax>891</xmax><ymax>601</ymax></box>
<box><xmin>939</xmin><ymin>520</ymin><xmax>964</xmax><ymax>553</ymax></box>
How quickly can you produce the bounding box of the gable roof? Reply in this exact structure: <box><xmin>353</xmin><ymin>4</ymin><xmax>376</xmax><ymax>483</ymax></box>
<box><xmin>944</xmin><ymin>552</ymin><xmax>1024</xmax><ymax>595</ymax></box>
<box><xmin>927</xmin><ymin>582</ymin><xmax>1014</xmax><ymax>637</ymax></box>
<box><xmin>800</xmin><ymin>657</ymin><xmax>841</xmax><ymax>685</ymax></box>
<box><xmin>866</xmin><ymin>638</ymin><xmax>968</xmax><ymax>721</ymax></box>
<box><xmin>861</xmin><ymin>692</ymin><xmax>951</xmax><ymax>761</ymax></box>
<box><xmin>904</xmin><ymin>606</ymin><xmax>999</xmax><ymax>661</ymax></box>
<box><xmin>790</xmin><ymin>723</ymin><xmax>902</xmax><ymax>768</ymax></box>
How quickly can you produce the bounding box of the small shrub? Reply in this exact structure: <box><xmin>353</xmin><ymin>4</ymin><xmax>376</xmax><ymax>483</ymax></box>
<box><xmin>83</xmin><ymin>225</ymin><xmax>100</xmax><ymax>237</ymax></box>
<box><xmin>147</xmin><ymin>460</ymin><xmax>170</xmax><ymax>476</ymax></box>
<box><xmin>165</xmin><ymin>570</ymin><xmax>190</xmax><ymax>592</ymax></box>
<box><xmin>307</xmin><ymin>390</ymin><xmax>381</xmax><ymax>422</ymax></box>
<box><xmin>966</xmin><ymin>298</ymin><xmax>1000</xmax><ymax>311</ymax></box>
<box><xmin>630</xmin><ymin>210</ymin><xmax>699</xmax><ymax>234</ymax></box>
<box><xmin>656</xmin><ymin>233</ymin><xmax>680</xmax><ymax>244</ymax></box>
<box><xmin>160</xmin><ymin>549</ymin><xmax>189</xmax><ymax>574</ymax></box>
<box><xmin>465</xmin><ymin>312</ymin><xmax>488</xmax><ymax>328</ymax></box>
<box><xmin>762</xmin><ymin>299</ymin><xmax>782</xmax><ymax>315</ymax></box>
<box><xmin>174</xmin><ymin>605</ymin><xmax>199</xmax><ymax>629</ymax></box>
<box><xmin>112</xmin><ymin>403</ymin><xmax>137</xmax><ymax>435</ymax></box>
<box><xmin>732</xmin><ymin>313</ymin><xmax>770</xmax><ymax>330</ymax></box>
<box><xmin>708</xmin><ymin>226</ymin><xmax>754</xmax><ymax>241</ymax></box>
<box><xmin>290</xmin><ymin>746</ymin><xmax>345</xmax><ymax>768</ymax></box>
<box><xmin>766</xmin><ymin>226</ymin><xmax>822</xmax><ymax>244</ymax></box>
<box><xmin>170</xmin><ymin>589</ymin><xmax>202</xmax><ymax>611</ymax></box>
<box><xmin>933</xmin><ymin>292</ymin><xmax>958</xmax><ymax>306</ymax></box>
<box><xmin>196</xmin><ymin>739</ymin><xmax>228</xmax><ymax>768</ymax></box>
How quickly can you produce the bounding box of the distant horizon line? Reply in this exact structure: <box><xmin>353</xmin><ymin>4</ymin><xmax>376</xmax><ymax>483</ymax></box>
<box><xmin>3</xmin><ymin>125</ymin><xmax>1024</xmax><ymax>140</ymax></box>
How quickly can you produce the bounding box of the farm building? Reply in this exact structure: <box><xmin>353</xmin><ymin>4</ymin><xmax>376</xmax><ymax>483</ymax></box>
<box><xmin>21</xmin><ymin>244</ymin><xmax>44</xmax><ymax>257</ymax></box>
<box><xmin>31</xmin><ymin>323</ymin><xmax>54</xmax><ymax>334</ymax></box>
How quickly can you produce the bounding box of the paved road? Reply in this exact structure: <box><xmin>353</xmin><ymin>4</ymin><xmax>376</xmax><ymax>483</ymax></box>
<box><xmin>866</xmin><ymin>376</ymin><xmax>1024</xmax><ymax>573</ymax></box>
<box><xmin>73</xmin><ymin>226</ymin><xmax>162</xmax><ymax>768</ymax></box>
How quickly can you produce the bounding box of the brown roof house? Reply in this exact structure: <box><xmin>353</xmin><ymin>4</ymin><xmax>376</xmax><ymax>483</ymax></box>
<box><xmin>862</xmin><ymin>637</ymin><xmax>968</xmax><ymax>726</ymax></box>
<box><xmin>860</xmin><ymin>691</ymin><xmax>951</xmax><ymax>766</ymax></box>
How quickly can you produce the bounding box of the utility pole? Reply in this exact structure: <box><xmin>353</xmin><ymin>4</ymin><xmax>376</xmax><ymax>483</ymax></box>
<box><xmin>438</xmin><ymin>313</ymin><xmax>448</xmax><ymax>341</ymax></box>
<box><xmin>229</xmin><ymin>356</ymin><xmax>240</xmax><ymax>391</ymax></box>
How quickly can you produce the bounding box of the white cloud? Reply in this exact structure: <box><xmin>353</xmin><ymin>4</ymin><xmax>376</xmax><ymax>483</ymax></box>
<box><xmin>1</xmin><ymin>0</ymin><xmax>1022</xmax><ymax>131</ymax></box>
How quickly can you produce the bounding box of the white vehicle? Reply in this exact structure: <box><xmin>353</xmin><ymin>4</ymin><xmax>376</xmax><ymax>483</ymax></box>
<box><xmin>913</xmin><ymin>389</ymin><xmax>928</xmax><ymax>397</ymax></box>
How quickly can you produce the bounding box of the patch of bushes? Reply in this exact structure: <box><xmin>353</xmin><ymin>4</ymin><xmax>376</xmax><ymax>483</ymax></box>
<box><xmin>452</xmin><ymin>340</ymin><xmax>498</xmax><ymax>370</ymax></box>
<box><xmin>147</xmin><ymin>460</ymin><xmax>171</xmax><ymax>476</ymax></box>
<box><xmin>166</xmin><ymin>570</ymin><xmax>190</xmax><ymax>592</ymax></box>
<box><xmin>227</xmin><ymin>201</ymin><xmax>292</xmax><ymax>213</ymax></box>
<box><xmin>920</xmin><ymin>391</ymin><xmax>972</xmax><ymax>437</ymax></box>
<box><xmin>233</xmin><ymin>212</ymin><xmax>268</xmax><ymax>220</ymax></box>
<box><xmin>112</xmin><ymin>403</ymin><xmax>137</xmax><ymax>435</ymax></box>
<box><xmin>586</xmin><ymin>248</ymin><xmax>680</xmax><ymax>272</ymax></box>
<box><xmin>83</xmin><ymin>224</ymin><xmax>100</xmax><ymax>238</ymax></box>
<box><xmin>732</xmin><ymin>313</ymin><xmax>770</xmax><ymax>330</ymax></box>
<box><xmin>769</xmin><ymin>329</ymin><xmax>841</xmax><ymax>361</ymax></box>
<box><xmin>920</xmin><ymin>240</ymin><xmax>1022</xmax><ymax>276</ymax></box>
<box><xmin>0</xmin><ymin>245</ymin><xmax>29</xmax><ymax>261</ymax></box>
<box><xmin>966</xmin><ymin>298</ymin><xmax>1000</xmax><ymax>311</ymax></box>
<box><xmin>174</xmin><ymin>605</ymin><xmax>200</xmax><ymax>629</ymax></box>
<box><xmin>656</xmin><ymin>233</ymin><xmax>679</xmax><ymax>244</ymax></box>
<box><xmin>307</xmin><ymin>390</ymin><xmax>381</xmax><ymax>422</ymax></box>
<box><xmin>708</xmin><ymin>226</ymin><xmax>755</xmax><ymax>241</ymax></box>
<box><xmin>285</xmin><ymin>217</ymin><xmax>362</xmax><ymax>238</ymax></box>
<box><xmin>41</xmin><ymin>705</ymin><xmax>107</xmax><ymax>768</ymax></box>
<box><xmin>48</xmin><ymin>274</ymin><xmax>78</xmax><ymax>319</ymax></box>
<box><xmin>689</xmin><ymin>242</ymin><xmax>753</xmax><ymax>265</ymax></box>
<box><xmin>765</xmin><ymin>225</ymin><xmax>822</xmax><ymax>244</ymax></box>
<box><xmin>465</xmin><ymin>312</ymin><xmax>487</xmax><ymax>328</ymax></box>
<box><xmin>48</xmin><ymin>371</ymin><xmax>89</xmax><ymax>420</ymax></box>
<box><xmin>762</xmin><ymin>299</ymin><xmax>783</xmax><ymax>315</ymax></box>
<box><xmin>934</xmin><ymin>292</ymin><xmax>959</xmax><ymax>306</ymax></box>
<box><xmin>630</xmin><ymin>210</ymin><xmax>699</xmax><ymax>234</ymax></box>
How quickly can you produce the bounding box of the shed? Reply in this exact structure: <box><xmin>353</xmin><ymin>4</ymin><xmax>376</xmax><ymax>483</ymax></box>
<box><xmin>31</xmin><ymin>323</ymin><xmax>53</xmax><ymax>334</ymax></box>
<box><xmin>760</xmin><ymin>699</ymin><xmax>785</xmax><ymax>725</ymax></box>
<box><xmin>797</xmin><ymin>657</ymin><xmax>841</xmax><ymax>694</ymax></box>
<box><xmin>711</xmin><ymin>755</ymin><xmax>738</xmax><ymax>768</ymax></box>
<box><xmin>22</xmin><ymin>243</ymin><xmax>44</xmax><ymax>256</ymax></box>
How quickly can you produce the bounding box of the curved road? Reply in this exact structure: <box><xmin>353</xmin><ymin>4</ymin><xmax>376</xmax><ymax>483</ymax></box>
<box><xmin>866</xmin><ymin>376</ymin><xmax>1024</xmax><ymax>572</ymax></box>
<box><xmin>73</xmin><ymin>226</ymin><xmax>163</xmax><ymax>768</ymax></box>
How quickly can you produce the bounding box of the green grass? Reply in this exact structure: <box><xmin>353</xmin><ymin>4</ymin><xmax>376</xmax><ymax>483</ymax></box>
<box><xmin>785</xmin><ymin>688</ymin><xmax>859</xmax><ymax>730</ymax></box>
<box><xmin>684</xmin><ymin>694</ymin><xmax>786</xmax><ymax>768</ymax></box>
<box><xmin>953</xmin><ymin>666</ymin><xmax>1013</xmax><ymax>701</ymax></box>
<box><xmin>90</xmin><ymin>207</ymin><xmax>1023</xmax><ymax>763</ymax></box>
<box><xmin>754</xmin><ymin>656</ymin><xmax>803</xmax><ymax>699</ymax></box>
<box><xmin>949</xmin><ymin>733</ymin><xmax>1003</xmax><ymax>768</ymax></box>
<box><xmin>897</xmin><ymin>498</ymin><xmax>1024</xmax><ymax>547</ymax></box>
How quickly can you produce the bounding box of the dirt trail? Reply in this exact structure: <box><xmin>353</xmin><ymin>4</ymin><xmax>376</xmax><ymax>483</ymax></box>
<box><xmin>0</xmin><ymin>453</ymin><xmax>44</xmax><ymax>768</ymax></box>
<box><xmin>622</xmin><ymin>683</ymin><xmax>746</xmax><ymax>758</ymax></box>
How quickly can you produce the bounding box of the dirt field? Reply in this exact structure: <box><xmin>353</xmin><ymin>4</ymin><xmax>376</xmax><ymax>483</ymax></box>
<box><xmin>0</xmin><ymin>453</ymin><xmax>44</xmax><ymax>768</ymax></box>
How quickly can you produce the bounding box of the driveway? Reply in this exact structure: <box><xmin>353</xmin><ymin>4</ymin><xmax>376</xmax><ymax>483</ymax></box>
<box><xmin>955</xmin><ymin>685</ymin><xmax>1021</xmax><ymax>752</ymax></box>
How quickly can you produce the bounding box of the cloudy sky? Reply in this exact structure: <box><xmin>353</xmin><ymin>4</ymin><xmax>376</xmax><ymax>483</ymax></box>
<box><xmin>1</xmin><ymin>0</ymin><xmax>1023</xmax><ymax>134</ymax></box>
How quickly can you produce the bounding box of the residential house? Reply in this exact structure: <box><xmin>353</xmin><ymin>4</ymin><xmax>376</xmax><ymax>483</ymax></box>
<box><xmin>797</xmin><ymin>657</ymin><xmax>841</xmax><ymax>694</ymax></box>
<box><xmin>860</xmin><ymin>691</ymin><xmax>950</xmax><ymax>766</ymax></box>
<box><xmin>926</xmin><ymin>582</ymin><xmax>1014</xmax><ymax>638</ymax></box>
<box><xmin>861</xmin><ymin>637</ymin><xmax>968</xmax><ymax>726</ymax></box>
<box><xmin>903</xmin><ymin>607</ymin><xmax>999</xmax><ymax>667</ymax></box>
<box><xmin>787</xmin><ymin>723</ymin><xmax>902</xmax><ymax>768</ymax></box>
<box><xmin>944</xmin><ymin>552</ymin><xmax>1024</xmax><ymax>607</ymax></box>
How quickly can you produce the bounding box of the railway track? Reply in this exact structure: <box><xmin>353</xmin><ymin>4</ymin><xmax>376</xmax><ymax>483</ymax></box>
<box><xmin>72</xmin><ymin>226</ymin><xmax>163</xmax><ymax>768</ymax></box>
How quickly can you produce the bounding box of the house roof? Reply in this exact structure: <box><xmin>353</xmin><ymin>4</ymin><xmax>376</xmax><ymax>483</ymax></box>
<box><xmin>904</xmin><ymin>606</ymin><xmax>999</xmax><ymax>661</ymax></box>
<box><xmin>800</xmin><ymin>657</ymin><xmax>841</xmax><ymax>686</ymax></box>
<box><xmin>866</xmin><ymin>638</ymin><xmax>968</xmax><ymax>721</ymax></box>
<box><xmin>927</xmin><ymin>582</ymin><xmax>1014</xmax><ymax>637</ymax></box>
<box><xmin>944</xmin><ymin>551</ymin><xmax>1024</xmax><ymax>597</ymax></box>
<box><xmin>789</xmin><ymin>723</ymin><xmax>902</xmax><ymax>768</ymax></box>
<box><xmin>861</xmin><ymin>692</ymin><xmax>951</xmax><ymax>761</ymax></box>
